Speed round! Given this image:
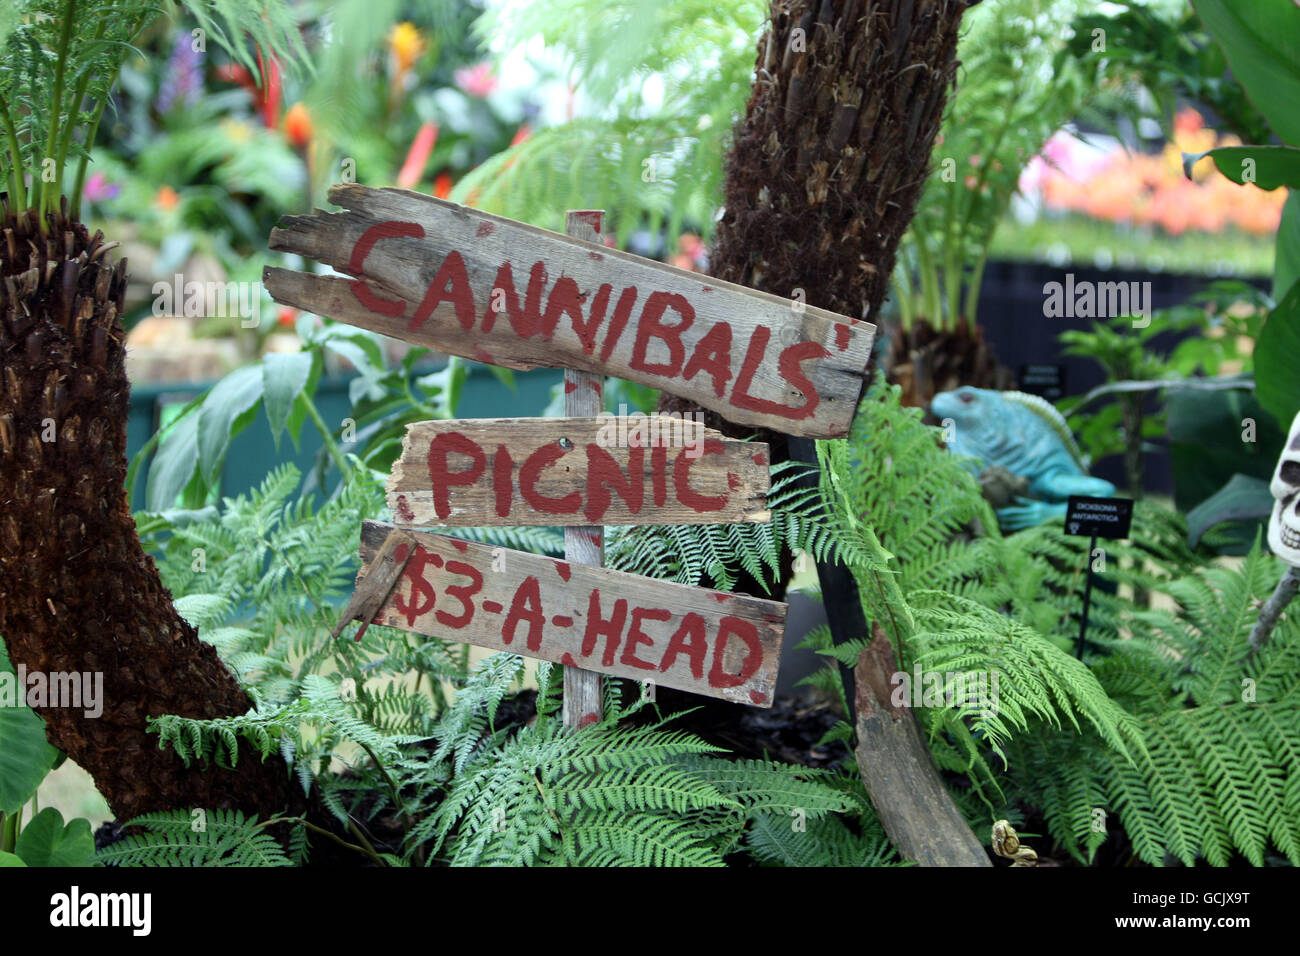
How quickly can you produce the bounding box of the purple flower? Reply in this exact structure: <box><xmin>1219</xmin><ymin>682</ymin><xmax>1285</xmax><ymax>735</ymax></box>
<box><xmin>83</xmin><ymin>172</ymin><xmax>120</xmax><ymax>203</ymax></box>
<box><xmin>156</xmin><ymin>32</ymin><xmax>204</xmax><ymax>114</ymax></box>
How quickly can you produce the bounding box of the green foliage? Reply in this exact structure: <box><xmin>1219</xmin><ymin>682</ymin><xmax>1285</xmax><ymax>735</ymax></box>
<box><xmin>455</xmin><ymin>0</ymin><xmax>766</xmax><ymax>244</ymax></box>
<box><xmin>1010</xmin><ymin>545</ymin><xmax>1300</xmax><ymax>865</ymax></box>
<box><xmin>0</xmin><ymin>642</ymin><xmax>60</xmax><ymax>815</ymax></box>
<box><xmin>98</xmin><ymin>810</ymin><xmax>297</xmax><ymax>867</ymax></box>
<box><xmin>13</xmin><ymin>808</ymin><xmax>96</xmax><ymax>867</ymax></box>
<box><xmin>121</xmin><ymin>442</ymin><xmax>877</xmax><ymax>866</ymax></box>
<box><xmin>605</xmin><ymin>460</ymin><xmax>839</xmax><ymax>592</ymax></box>
<box><xmin>398</xmin><ymin>662</ymin><xmax>858</xmax><ymax>866</ymax></box>
<box><xmin>806</xmin><ymin>375</ymin><xmax>1300</xmax><ymax>866</ymax></box>
<box><xmin>0</xmin><ymin>0</ymin><xmax>307</xmax><ymax>219</ymax></box>
<box><xmin>897</xmin><ymin>0</ymin><xmax>1105</xmax><ymax>330</ymax></box>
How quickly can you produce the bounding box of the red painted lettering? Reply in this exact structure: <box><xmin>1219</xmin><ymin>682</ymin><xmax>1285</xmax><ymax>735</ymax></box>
<box><xmin>629</xmin><ymin>291</ymin><xmax>693</xmax><ymax>377</ymax></box>
<box><xmin>621</xmin><ymin>607</ymin><xmax>668</xmax><ymax>670</ymax></box>
<box><xmin>674</xmin><ymin>440</ymin><xmax>728</xmax><ymax>512</ymax></box>
<box><xmin>410</xmin><ymin>250</ymin><xmax>476</xmax><ymax>333</ymax></box>
<box><xmin>730</xmin><ymin>327</ymin><xmax>829</xmax><ymax>421</ymax></box>
<box><xmin>436</xmin><ymin>560</ymin><xmax>482</xmax><ymax>629</ymax></box>
<box><xmin>541</xmin><ymin>275</ymin><xmax>584</xmax><ymax>341</ymax></box>
<box><xmin>582</xmin><ymin>590</ymin><xmax>627</xmax><ymax>667</ymax></box>
<box><xmin>347</xmin><ymin>221</ymin><xmax>424</xmax><ymax>317</ymax></box>
<box><xmin>650</xmin><ymin>445</ymin><xmax>668</xmax><ymax>507</ymax></box>
<box><xmin>502</xmin><ymin>575</ymin><xmax>546</xmax><ymax>651</ymax></box>
<box><xmin>682</xmin><ymin>321</ymin><xmax>734</xmax><ymax>397</ymax></box>
<box><xmin>584</xmin><ymin>444</ymin><xmax>644</xmax><ymax>523</ymax></box>
<box><xmin>427</xmin><ymin>433</ymin><xmax>486</xmax><ymax>519</ymax></box>
<box><xmin>708</xmin><ymin>616</ymin><xmax>763</xmax><ymax>688</ymax></box>
<box><xmin>660</xmin><ymin>612</ymin><xmax>707</xmax><ymax>679</ymax></box>
<box><xmin>573</xmin><ymin>283</ymin><xmax>612</xmax><ymax>354</ymax></box>
<box><xmin>492</xmin><ymin>444</ymin><xmax>514</xmax><ymax>518</ymax></box>
<box><xmin>518</xmin><ymin>443</ymin><xmax>581</xmax><ymax>514</ymax></box>
<box><xmin>598</xmin><ymin>286</ymin><xmax>639</xmax><ymax>363</ymax></box>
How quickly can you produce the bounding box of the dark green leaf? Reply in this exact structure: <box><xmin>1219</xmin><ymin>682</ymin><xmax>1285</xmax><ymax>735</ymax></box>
<box><xmin>261</xmin><ymin>352</ymin><xmax>313</xmax><ymax>448</ymax></box>
<box><xmin>1185</xmin><ymin>473</ymin><xmax>1275</xmax><ymax>548</ymax></box>
<box><xmin>0</xmin><ymin>643</ymin><xmax>59</xmax><ymax>814</ymax></box>
<box><xmin>14</xmin><ymin>808</ymin><xmax>96</xmax><ymax>867</ymax></box>
<box><xmin>1192</xmin><ymin>0</ymin><xmax>1300</xmax><ymax>145</ymax></box>
<box><xmin>1255</xmin><ymin>282</ymin><xmax>1300</xmax><ymax>430</ymax></box>
<box><xmin>198</xmin><ymin>364</ymin><xmax>265</xmax><ymax>488</ymax></box>
<box><xmin>1185</xmin><ymin>145</ymin><xmax>1300</xmax><ymax>190</ymax></box>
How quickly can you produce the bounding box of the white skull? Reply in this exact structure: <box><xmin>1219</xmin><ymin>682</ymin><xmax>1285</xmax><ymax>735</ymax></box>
<box><xmin>1268</xmin><ymin>412</ymin><xmax>1300</xmax><ymax>565</ymax></box>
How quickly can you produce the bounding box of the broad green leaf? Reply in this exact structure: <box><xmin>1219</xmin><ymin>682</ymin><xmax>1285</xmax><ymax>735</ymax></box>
<box><xmin>1185</xmin><ymin>145</ymin><xmax>1300</xmax><ymax>190</ymax></box>
<box><xmin>1276</xmin><ymin>190</ymin><xmax>1300</xmax><ymax>303</ymax></box>
<box><xmin>145</xmin><ymin>408</ymin><xmax>202</xmax><ymax>513</ymax></box>
<box><xmin>198</xmin><ymin>364</ymin><xmax>265</xmax><ymax>488</ymax></box>
<box><xmin>1185</xmin><ymin>474</ymin><xmax>1275</xmax><ymax>549</ymax></box>
<box><xmin>0</xmin><ymin>643</ymin><xmax>59</xmax><ymax>814</ymax></box>
<box><xmin>1255</xmin><ymin>281</ymin><xmax>1300</xmax><ymax>430</ymax></box>
<box><xmin>285</xmin><ymin>350</ymin><xmax>323</xmax><ymax>447</ymax></box>
<box><xmin>0</xmin><ymin>852</ymin><xmax>25</xmax><ymax>867</ymax></box>
<box><xmin>261</xmin><ymin>352</ymin><xmax>313</xmax><ymax>448</ymax></box>
<box><xmin>1193</xmin><ymin>0</ymin><xmax>1300</xmax><ymax>146</ymax></box>
<box><xmin>14</xmin><ymin>808</ymin><xmax>96</xmax><ymax>867</ymax></box>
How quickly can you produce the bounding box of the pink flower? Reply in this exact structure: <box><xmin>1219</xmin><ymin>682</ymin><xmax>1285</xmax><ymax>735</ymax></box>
<box><xmin>454</xmin><ymin>62</ymin><xmax>497</xmax><ymax>98</ymax></box>
<box><xmin>83</xmin><ymin>171</ymin><xmax>120</xmax><ymax>202</ymax></box>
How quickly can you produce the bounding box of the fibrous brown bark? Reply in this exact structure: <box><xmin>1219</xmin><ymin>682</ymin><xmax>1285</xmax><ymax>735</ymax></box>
<box><xmin>690</xmin><ymin>0</ymin><xmax>989</xmax><ymax>864</ymax></box>
<box><xmin>0</xmin><ymin>199</ymin><xmax>302</xmax><ymax>822</ymax></box>
<box><xmin>884</xmin><ymin>318</ymin><xmax>1015</xmax><ymax>411</ymax></box>
<box><xmin>709</xmin><ymin>0</ymin><xmax>969</xmax><ymax>325</ymax></box>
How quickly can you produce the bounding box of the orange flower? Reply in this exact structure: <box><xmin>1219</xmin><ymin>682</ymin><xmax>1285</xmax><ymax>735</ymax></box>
<box><xmin>155</xmin><ymin>186</ymin><xmax>179</xmax><ymax>211</ymax></box>
<box><xmin>389</xmin><ymin>22</ymin><xmax>425</xmax><ymax>75</ymax></box>
<box><xmin>284</xmin><ymin>102</ymin><xmax>313</xmax><ymax>149</ymax></box>
<box><xmin>434</xmin><ymin>172</ymin><xmax>453</xmax><ymax>199</ymax></box>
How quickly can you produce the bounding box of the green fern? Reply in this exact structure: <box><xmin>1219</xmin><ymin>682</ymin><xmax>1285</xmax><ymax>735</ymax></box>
<box><xmin>97</xmin><ymin>810</ymin><xmax>298</xmax><ymax>867</ymax></box>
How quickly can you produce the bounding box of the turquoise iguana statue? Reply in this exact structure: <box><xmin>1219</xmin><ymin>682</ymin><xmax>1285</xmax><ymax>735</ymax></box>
<box><xmin>930</xmin><ymin>386</ymin><xmax>1115</xmax><ymax>531</ymax></box>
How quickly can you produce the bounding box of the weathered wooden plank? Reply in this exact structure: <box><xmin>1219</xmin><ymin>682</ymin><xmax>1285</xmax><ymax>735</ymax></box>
<box><xmin>357</xmin><ymin>521</ymin><xmax>787</xmax><ymax>706</ymax></box>
<box><xmin>560</xmin><ymin>209</ymin><xmax>607</xmax><ymax>728</ymax></box>
<box><xmin>330</xmin><ymin>528</ymin><xmax>415</xmax><ymax>640</ymax></box>
<box><xmin>263</xmin><ymin>184</ymin><xmax>875</xmax><ymax>438</ymax></box>
<box><xmin>387</xmin><ymin>416</ymin><xmax>772</xmax><ymax>528</ymax></box>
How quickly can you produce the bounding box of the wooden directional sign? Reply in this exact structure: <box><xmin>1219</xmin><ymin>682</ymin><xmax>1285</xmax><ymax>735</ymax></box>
<box><xmin>387</xmin><ymin>416</ymin><xmax>771</xmax><ymax>527</ymax></box>
<box><xmin>264</xmin><ymin>184</ymin><xmax>875</xmax><ymax>438</ymax></box>
<box><xmin>357</xmin><ymin>521</ymin><xmax>787</xmax><ymax>707</ymax></box>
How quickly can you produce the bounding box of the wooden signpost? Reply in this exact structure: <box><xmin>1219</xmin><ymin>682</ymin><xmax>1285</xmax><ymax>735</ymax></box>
<box><xmin>268</xmin><ymin>187</ymin><xmax>877</xmax><ymax>721</ymax></box>
<box><xmin>387</xmin><ymin>416</ymin><xmax>772</xmax><ymax>527</ymax></box>
<box><xmin>264</xmin><ymin>184</ymin><xmax>875</xmax><ymax>439</ymax></box>
<box><xmin>357</xmin><ymin>521</ymin><xmax>786</xmax><ymax>707</ymax></box>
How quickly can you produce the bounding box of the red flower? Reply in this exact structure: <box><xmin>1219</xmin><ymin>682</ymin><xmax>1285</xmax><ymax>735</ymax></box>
<box><xmin>284</xmin><ymin>102</ymin><xmax>313</xmax><ymax>149</ymax></box>
<box><xmin>398</xmin><ymin>121</ymin><xmax>439</xmax><ymax>189</ymax></box>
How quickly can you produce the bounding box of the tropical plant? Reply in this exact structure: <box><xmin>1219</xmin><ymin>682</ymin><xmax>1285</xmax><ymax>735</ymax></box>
<box><xmin>885</xmin><ymin>0</ymin><xmax>1107</xmax><ymax>406</ymax></box>
<box><xmin>0</xmin><ymin>0</ymin><xmax>310</xmax><ymax>823</ymax></box>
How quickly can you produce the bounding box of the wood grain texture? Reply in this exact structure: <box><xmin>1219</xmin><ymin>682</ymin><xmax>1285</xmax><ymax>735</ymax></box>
<box><xmin>387</xmin><ymin>416</ymin><xmax>772</xmax><ymax>527</ymax></box>
<box><xmin>330</xmin><ymin>528</ymin><xmax>414</xmax><ymax>639</ymax></box>
<box><xmin>853</xmin><ymin>623</ymin><xmax>991</xmax><ymax>866</ymax></box>
<box><xmin>563</xmin><ymin>209</ymin><xmax>606</xmax><ymax>728</ymax></box>
<box><xmin>263</xmin><ymin>184</ymin><xmax>875</xmax><ymax>438</ymax></box>
<box><xmin>358</xmin><ymin>521</ymin><xmax>787</xmax><ymax>706</ymax></box>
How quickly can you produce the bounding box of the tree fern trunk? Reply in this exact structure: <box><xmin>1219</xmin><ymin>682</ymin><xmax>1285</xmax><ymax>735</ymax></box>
<box><xmin>697</xmin><ymin>0</ymin><xmax>990</xmax><ymax>865</ymax></box>
<box><xmin>709</xmin><ymin>0</ymin><xmax>968</xmax><ymax>324</ymax></box>
<box><xmin>0</xmin><ymin>201</ymin><xmax>302</xmax><ymax>822</ymax></box>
